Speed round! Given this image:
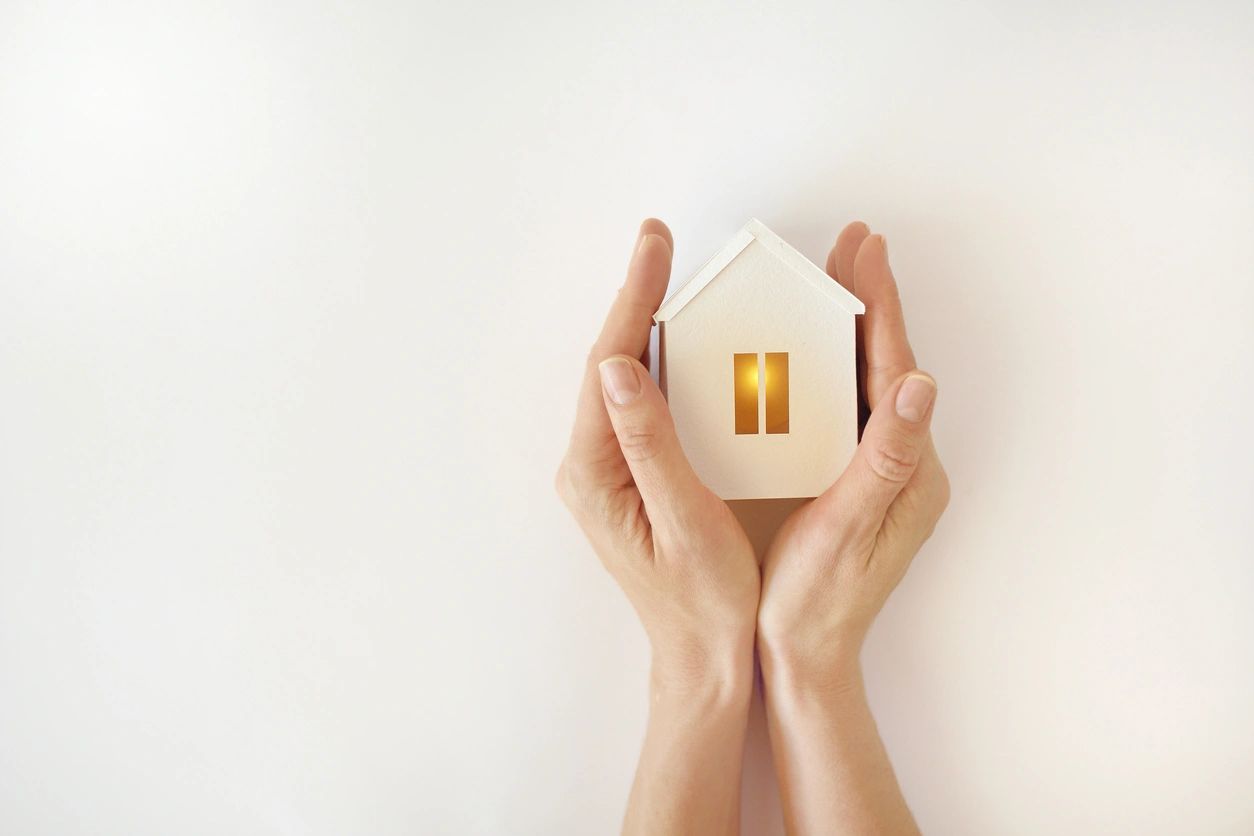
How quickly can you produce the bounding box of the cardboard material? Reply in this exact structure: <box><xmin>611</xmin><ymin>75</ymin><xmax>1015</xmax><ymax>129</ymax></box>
<box><xmin>655</xmin><ymin>219</ymin><xmax>863</xmax><ymax>500</ymax></box>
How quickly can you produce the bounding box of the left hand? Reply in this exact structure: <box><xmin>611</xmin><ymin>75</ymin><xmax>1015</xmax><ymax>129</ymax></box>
<box><xmin>757</xmin><ymin>223</ymin><xmax>951</xmax><ymax>688</ymax></box>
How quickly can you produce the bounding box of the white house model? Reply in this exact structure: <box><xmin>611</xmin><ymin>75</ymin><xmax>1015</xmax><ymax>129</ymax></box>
<box><xmin>654</xmin><ymin>219</ymin><xmax>865</xmax><ymax>500</ymax></box>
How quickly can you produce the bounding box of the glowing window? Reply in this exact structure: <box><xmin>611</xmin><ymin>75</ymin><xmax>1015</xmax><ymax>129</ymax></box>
<box><xmin>733</xmin><ymin>352</ymin><xmax>789</xmax><ymax>435</ymax></box>
<box><xmin>733</xmin><ymin>353</ymin><xmax>759</xmax><ymax>435</ymax></box>
<box><xmin>765</xmin><ymin>352</ymin><xmax>789</xmax><ymax>434</ymax></box>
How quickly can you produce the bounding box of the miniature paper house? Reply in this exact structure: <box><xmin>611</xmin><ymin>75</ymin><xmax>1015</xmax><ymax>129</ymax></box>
<box><xmin>654</xmin><ymin>219</ymin><xmax>865</xmax><ymax>500</ymax></box>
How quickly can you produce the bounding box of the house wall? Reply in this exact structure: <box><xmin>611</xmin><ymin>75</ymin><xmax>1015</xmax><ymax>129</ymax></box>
<box><xmin>661</xmin><ymin>239</ymin><xmax>857</xmax><ymax>500</ymax></box>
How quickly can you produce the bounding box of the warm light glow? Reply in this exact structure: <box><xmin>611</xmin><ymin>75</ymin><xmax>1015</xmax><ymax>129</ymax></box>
<box><xmin>733</xmin><ymin>352</ymin><xmax>789</xmax><ymax>435</ymax></box>
<box><xmin>765</xmin><ymin>352</ymin><xmax>789</xmax><ymax>434</ymax></box>
<box><xmin>733</xmin><ymin>353</ymin><xmax>759</xmax><ymax>434</ymax></box>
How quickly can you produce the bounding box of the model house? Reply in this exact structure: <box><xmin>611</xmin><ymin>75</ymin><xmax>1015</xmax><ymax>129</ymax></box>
<box><xmin>654</xmin><ymin>219</ymin><xmax>864</xmax><ymax>500</ymax></box>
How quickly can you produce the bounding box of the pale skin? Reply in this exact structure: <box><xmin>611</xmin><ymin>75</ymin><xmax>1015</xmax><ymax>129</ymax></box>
<box><xmin>557</xmin><ymin>218</ymin><xmax>950</xmax><ymax>835</ymax></box>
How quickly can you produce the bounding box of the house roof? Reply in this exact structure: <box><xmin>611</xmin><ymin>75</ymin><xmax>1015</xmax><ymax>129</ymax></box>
<box><xmin>653</xmin><ymin>218</ymin><xmax>866</xmax><ymax>323</ymax></box>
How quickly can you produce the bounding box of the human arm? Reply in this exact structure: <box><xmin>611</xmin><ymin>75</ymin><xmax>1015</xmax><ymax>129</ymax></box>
<box><xmin>756</xmin><ymin>223</ymin><xmax>950</xmax><ymax>835</ymax></box>
<box><xmin>556</xmin><ymin>219</ymin><xmax>760</xmax><ymax>835</ymax></box>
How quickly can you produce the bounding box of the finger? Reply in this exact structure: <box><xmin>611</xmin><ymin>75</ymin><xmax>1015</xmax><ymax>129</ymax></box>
<box><xmin>855</xmin><ymin>234</ymin><xmax>916</xmax><ymax>407</ymax></box>
<box><xmin>594</xmin><ymin>219</ymin><xmax>672</xmax><ymax>360</ymax></box>
<box><xmin>569</xmin><ymin>220</ymin><xmax>673</xmax><ymax>461</ymax></box>
<box><xmin>827</xmin><ymin>221</ymin><xmax>871</xmax><ymax>421</ymax></box>
<box><xmin>812</xmin><ymin>370</ymin><xmax>937</xmax><ymax>538</ymax></box>
<box><xmin>825</xmin><ymin>220</ymin><xmax>870</xmax><ymax>295</ymax></box>
<box><xmin>597</xmin><ymin>354</ymin><xmax>707</xmax><ymax>525</ymax></box>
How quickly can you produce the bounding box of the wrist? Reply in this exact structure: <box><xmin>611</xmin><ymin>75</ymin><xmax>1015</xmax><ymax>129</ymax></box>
<box><xmin>757</xmin><ymin>628</ymin><xmax>864</xmax><ymax>700</ymax></box>
<box><xmin>650</xmin><ymin>632</ymin><xmax>755</xmax><ymax>711</ymax></box>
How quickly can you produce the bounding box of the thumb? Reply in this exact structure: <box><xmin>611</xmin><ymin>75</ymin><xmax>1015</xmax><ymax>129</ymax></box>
<box><xmin>597</xmin><ymin>355</ymin><xmax>706</xmax><ymax>516</ymax></box>
<box><xmin>814</xmin><ymin>370</ymin><xmax>937</xmax><ymax>535</ymax></box>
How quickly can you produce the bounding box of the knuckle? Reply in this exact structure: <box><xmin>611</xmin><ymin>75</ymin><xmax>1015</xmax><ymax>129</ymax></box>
<box><xmin>918</xmin><ymin>507</ymin><xmax>941</xmax><ymax>542</ymax></box>
<box><xmin>555</xmin><ymin>456</ymin><xmax>600</xmax><ymax>516</ymax></box>
<box><xmin>933</xmin><ymin>468</ymin><xmax>952</xmax><ymax>516</ymax></box>
<box><xmin>621</xmin><ymin>297</ymin><xmax>655</xmax><ymax>324</ymax></box>
<box><xmin>616</xmin><ymin>421</ymin><xmax>664</xmax><ymax>463</ymax></box>
<box><xmin>584</xmin><ymin>345</ymin><xmax>605</xmax><ymax>374</ymax></box>
<box><xmin>586</xmin><ymin>340</ymin><xmax>625</xmax><ymax>371</ymax></box>
<box><xmin>919</xmin><ymin>456</ymin><xmax>951</xmax><ymax>520</ymax></box>
<box><xmin>866</xmin><ymin>434</ymin><xmax>921</xmax><ymax>483</ymax></box>
<box><xmin>904</xmin><ymin>471</ymin><xmax>950</xmax><ymax>543</ymax></box>
<box><xmin>554</xmin><ymin>458</ymin><xmax>579</xmax><ymax>508</ymax></box>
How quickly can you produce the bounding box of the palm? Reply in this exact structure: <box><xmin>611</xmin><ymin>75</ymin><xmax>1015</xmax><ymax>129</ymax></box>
<box><xmin>759</xmin><ymin>221</ymin><xmax>948</xmax><ymax>654</ymax></box>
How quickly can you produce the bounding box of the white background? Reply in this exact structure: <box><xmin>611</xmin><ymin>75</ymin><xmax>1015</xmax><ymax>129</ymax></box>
<box><xmin>2</xmin><ymin>1</ymin><xmax>1252</xmax><ymax>834</ymax></box>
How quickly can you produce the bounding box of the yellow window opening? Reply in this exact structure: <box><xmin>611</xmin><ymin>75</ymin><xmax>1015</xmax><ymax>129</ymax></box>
<box><xmin>765</xmin><ymin>352</ymin><xmax>789</xmax><ymax>434</ymax></box>
<box><xmin>733</xmin><ymin>352</ymin><xmax>789</xmax><ymax>435</ymax></box>
<box><xmin>733</xmin><ymin>353</ymin><xmax>759</xmax><ymax>434</ymax></box>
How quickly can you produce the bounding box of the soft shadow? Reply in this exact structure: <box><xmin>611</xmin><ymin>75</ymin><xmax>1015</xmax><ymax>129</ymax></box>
<box><xmin>739</xmin><ymin>677</ymin><xmax>784</xmax><ymax>835</ymax></box>
<box><xmin>729</xmin><ymin>498</ymin><xmax>806</xmax><ymax>836</ymax></box>
<box><xmin>728</xmin><ymin>498</ymin><xmax>806</xmax><ymax>557</ymax></box>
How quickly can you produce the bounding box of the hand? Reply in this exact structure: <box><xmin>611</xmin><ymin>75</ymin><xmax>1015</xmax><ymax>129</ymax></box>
<box><xmin>557</xmin><ymin>219</ymin><xmax>759</xmax><ymax>835</ymax></box>
<box><xmin>556</xmin><ymin>219</ymin><xmax>760</xmax><ymax>685</ymax></box>
<box><xmin>755</xmin><ymin>222</ymin><xmax>949</xmax><ymax>836</ymax></box>
<box><xmin>758</xmin><ymin>222</ymin><xmax>950</xmax><ymax>685</ymax></box>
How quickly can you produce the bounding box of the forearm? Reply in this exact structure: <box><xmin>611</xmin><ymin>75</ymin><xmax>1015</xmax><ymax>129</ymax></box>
<box><xmin>760</xmin><ymin>651</ymin><xmax>918</xmax><ymax>836</ymax></box>
<box><xmin>622</xmin><ymin>644</ymin><xmax>754</xmax><ymax>836</ymax></box>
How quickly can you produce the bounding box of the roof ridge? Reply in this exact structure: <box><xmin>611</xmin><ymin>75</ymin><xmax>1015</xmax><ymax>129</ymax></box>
<box><xmin>653</xmin><ymin>219</ymin><xmax>864</xmax><ymax>323</ymax></box>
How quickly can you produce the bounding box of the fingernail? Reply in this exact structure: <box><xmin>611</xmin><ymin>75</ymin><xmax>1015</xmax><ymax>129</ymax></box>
<box><xmin>895</xmin><ymin>375</ymin><xmax>935</xmax><ymax>422</ymax></box>
<box><xmin>599</xmin><ymin>357</ymin><xmax>641</xmax><ymax>405</ymax></box>
<box><xmin>637</xmin><ymin>232</ymin><xmax>667</xmax><ymax>256</ymax></box>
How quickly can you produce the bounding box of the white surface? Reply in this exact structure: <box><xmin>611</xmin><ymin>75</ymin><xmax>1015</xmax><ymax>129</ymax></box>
<box><xmin>661</xmin><ymin>237</ymin><xmax>858</xmax><ymax>499</ymax></box>
<box><xmin>1</xmin><ymin>1</ymin><xmax>1252</xmax><ymax>834</ymax></box>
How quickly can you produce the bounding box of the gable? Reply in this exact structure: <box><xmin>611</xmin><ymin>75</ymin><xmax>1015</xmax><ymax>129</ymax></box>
<box><xmin>653</xmin><ymin>219</ymin><xmax>865</xmax><ymax>323</ymax></box>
